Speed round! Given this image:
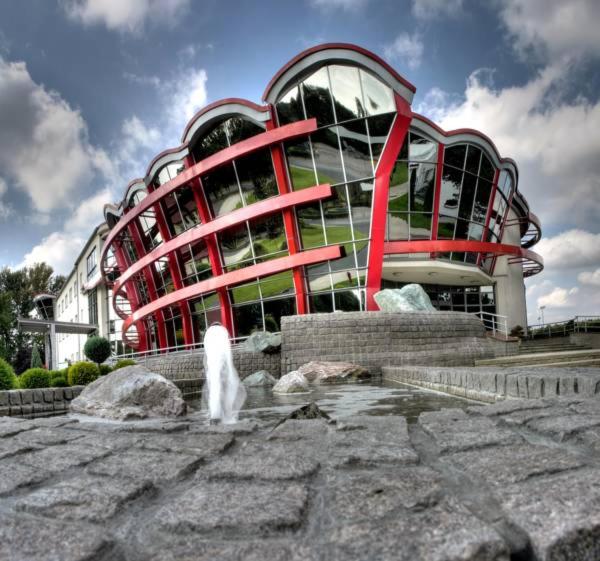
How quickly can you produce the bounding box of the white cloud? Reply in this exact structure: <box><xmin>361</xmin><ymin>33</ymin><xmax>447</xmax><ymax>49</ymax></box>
<box><xmin>62</xmin><ymin>0</ymin><xmax>190</xmax><ymax>34</ymax></box>
<box><xmin>535</xmin><ymin>230</ymin><xmax>600</xmax><ymax>269</ymax></box>
<box><xmin>499</xmin><ymin>0</ymin><xmax>600</xmax><ymax>59</ymax></box>
<box><xmin>0</xmin><ymin>57</ymin><xmax>113</xmax><ymax>213</ymax></box>
<box><xmin>168</xmin><ymin>68</ymin><xmax>208</xmax><ymax>128</ymax></box>
<box><xmin>416</xmin><ymin>62</ymin><xmax>600</xmax><ymax>229</ymax></box>
<box><xmin>384</xmin><ymin>32</ymin><xmax>424</xmax><ymax>70</ymax></box>
<box><xmin>538</xmin><ymin>286</ymin><xmax>579</xmax><ymax>309</ymax></box>
<box><xmin>122</xmin><ymin>72</ymin><xmax>161</xmax><ymax>88</ymax></box>
<box><xmin>19</xmin><ymin>231</ymin><xmax>85</xmax><ymax>275</ymax></box>
<box><xmin>0</xmin><ymin>177</ymin><xmax>13</xmax><ymax>220</ymax></box>
<box><xmin>309</xmin><ymin>0</ymin><xmax>368</xmax><ymax>12</ymax></box>
<box><xmin>65</xmin><ymin>188</ymin><xmax>113</xmax><ymax>232</ymax></box>
<box><xmin>578</xmin><ymin>269</ymin><xmax>600</xmax><ymax>287</ymax></box>
<box><xmin>412</xmin><ymin>0</ymin><xmax>463</xmax><ymax>20</ymax></box>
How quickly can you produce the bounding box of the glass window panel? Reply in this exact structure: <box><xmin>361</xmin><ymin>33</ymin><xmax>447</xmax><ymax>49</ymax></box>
<box><xmin>177</xmin><ymin>188</ymin><xmax>200</xmax><ymax>232</ymax></box>
<box><xmin>161</xmin><ymin>193</ymin><xmax>181</xmax><ymax>237</ymax></box>
<box><xmin>236</xmin><ymin>149</ymin><xmax>278</xmax><ymax>205</ymax></box>
<box><xmin>192</xmin><ymin>121</ymin><xmax>229</xmax><ymax>162</ymax></box>
<box><xmin>202</xmin><ymin>164</ymin><xmax>241</xmax><ymax>217</ymax></box>
<box><xmin>259</xmin><ymin>270</ymin><xmax>294</xmax><ymax>299</ymax></box>
<box><xmin>306</xmin><ymin>264</ymin><xmax>332</xmax><ymax>292</ymax></box>
<box><xmin>225</xmin><ymin>117</ymin><xmax>263</xmax><ymax>145</ymax></box>
<box><xmin>458</xmin><ymin>173</ymin><xmax>477</xmax><ymax>220</ymax></box>
<box><xmin>220</xmin><ymin>223</ymin><xmax>252</xmax><ymax>270</ymax></box>
<box><xmin>338</xmin><ymin>118</ymin><xmax>373</xmax><ymax>181</ymax></box>
<box><xmin>334</xmin><ymin>290</ymin><xmax>361</xmax><ymax>311</ymax></box>
<box><xmin>204</xmin><ymin>292</ymin><xmax>219</xmax><ymax>310</ymax></box>
<box><xmin>297</xmin><ymin>203</ymin><xmax>325</xmax><ymax>248</ymax></box>
<box><xmin>444</xmin><ymin>145</ymin><xmax>467</xmax><ymax>170</ymax></box>
<box><xmin>249</xmin><ymin>213</ymin><xmax>288</xmax><ymax>261</ymax></box>
<box><xmin>329</xmin><ymin>65</ymin><xmax>365</xmax><ymax>122</ymax></box>
<box><xmin>409</xmin><ymin>133</ymin><xmax>438</xmax><ymax>163</ymax></box>
<box><xmin>233</xmin><ymin>303</ymin><xmax>263</xmax><ymax>336</ymax></box>
<box><xmin>410</xmin><ymin>213</ymin><xmax>432</xmax><ymax>240</ymax></box>
<box><xmin>301</xmin><ymin>67</ymin><xmax>335</xmax><ymax>127</ymax></box>
<box><xmin>311</xmin><ymin>126</ymin><xmax>345</xmax><ymax>185</ymax></box>
<box><xmin>465</xmin><ymin>145</ymin><xmax>481</xmax><ymax>175</ymax></box>
<box><xmin>473</xmin><ymin>179</ymin><xmax>492</xmax><ymax>224</ymax></box>
<box><xmin>465</xmin><ymin>252</ymin><xmax>478</xmax><ymax>264</ymax></box>
<box><xmin>479</xmin><ymin>153</ymin><xmax>495</xmax><ymax>182</ymax></box>
<box><xmin>437</xmin><ymin>215</ymin><xmax>456</xmax><ymax>239</ymax></box>
<box><xmin>285</xmin><ymin>138</ymin><xmax>317</xmax><ymax>190</ymax></box>
<box><xmin>387</xmin><ymin>212</ymin><xmax>409</xmax><ymax>240</ymax></box>
<box><xmin>388</xmin><ymin>161</ymin><xmax>409</xmax><ymax>212</ymax></box>
<box><xmin>191</xmin><ymin>312</ymin><xmax>207</xmax><ymax>345</ymax></box>
<box><xmin>410</xmin><ymin>163</ymin><xmax>435</xmax><ymax>213</ymax></box>
<box><xmin>368</xmin><ymin>113</ymin><xmax>396</xmax><ymax>168</ymax></box>
<box><xmin>440</xmin><ymin>166</ymin><xmax>462</xmax><ymax>217</ymax></box>
<box><xmin>277</xmin><ymin>86</ymin><xmax>305</xmax><ymax>126</ymax></box>
<box><xmin>263</xmin><ymin>297</ymin><xmax>295</xmax><ymax>332</ymax></box>
<box><xmin>455</xmin><ymin>218</ymin><xmax>469</xmax><ymax>240</ymax></box>
<box><xmin>309</xmin><ymin>293</ymin><xmax>334</xmax><ymax>313</ymax></box>
<box><xmin>323</xmin><ymin>185</ymin><xmax>352</xmax><ymax>245</ymax></box>
<box><xmin>347</xmin><ymin>180</ymin><xmax>373</xmax><ymax>240</ymax></box>
<box><xmin>359</xmin><ymin>69</ymin><xmax>395</xmax><ymax>116</ymax></box>
<box><xmin>468</xmin><ymin>222</ymin><xmax>484</xmax><ymax>241</ymax></box>
<box><xmin>502</xmin><ymin>175</ymin><xmax>513</xmax><ymax>198</ymax></box>
<box><xmin>230</xmin><ymin>281</ymin><xmax>260</xmax><ymax>304</ymax></box>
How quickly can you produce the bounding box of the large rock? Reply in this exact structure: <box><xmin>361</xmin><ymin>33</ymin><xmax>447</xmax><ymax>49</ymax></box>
<box><xmin>297</xmin><ymin>361</ymin><xmax>370</xmax><ymax>384</ymax></box>
<box><xmin>374</xmin><ymin>284</ymin><xmax>436</xmax><ymax>312</ymax></box>
<box><xmin>272</xmin><ymin>371</ymin><xmax>309</xmax><ymax>394</ymax></box>
<box><xmin>70</xmin><ymin>365</ymin><xmax>186</xmax><ymax>421</ymax></box>
<box><xmin>244</xmin><ymin>331</ymin><xmax>282</xmax><ymax>354</ymax></box>
<box><xmin>243</xmin><ymin>370</ymin><xmax>277</xmax><ymax>387</ymax></box>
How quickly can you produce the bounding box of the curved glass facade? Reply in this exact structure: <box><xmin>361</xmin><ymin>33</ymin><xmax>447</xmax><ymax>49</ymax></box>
<box><xmin>101</xmin><ymin>44</ymin><xmax>542</xmax><ymax>352</ymax></box>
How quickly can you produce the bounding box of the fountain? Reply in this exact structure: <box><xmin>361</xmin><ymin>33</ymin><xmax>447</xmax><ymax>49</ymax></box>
<box><xmin>202</xmin><ymin>324</ymin><xmax>246</xmax><ymax>424</ymax></box>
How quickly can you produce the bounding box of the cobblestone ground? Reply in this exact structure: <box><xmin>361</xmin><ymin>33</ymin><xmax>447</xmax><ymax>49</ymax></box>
<box><xmin>1</xmin><ymin>397</ymin><xmax>600</xmax><ymax>560</ymax></box>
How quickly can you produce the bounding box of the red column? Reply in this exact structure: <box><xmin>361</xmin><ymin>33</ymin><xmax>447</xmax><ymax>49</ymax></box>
<box><xmin>183</xmin><ymin>155</ymin><xmax>234</xmax><ymax>336</ymax></box>
<box><xmin>266</xmin><ymin>113</ymin><xmax>307</xmax><ymax>314</ymax></box>
<box><xmin>365</xmin><ymin>95</ymin><xmax>413</xmax><ymax>310</ymax></box>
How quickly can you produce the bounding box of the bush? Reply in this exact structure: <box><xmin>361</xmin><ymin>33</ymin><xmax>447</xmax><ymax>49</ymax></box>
<box><xmin>19</xmin><ymin>368</ymin><xmax>52</xmax><ymax>389</ymax></box>
<box><xmin>50</xmin><ymin>376</ymin><xmax>69</xmax><ymax>388</ymax></box>
<box><xmin>68</xmin><ymin>361</ymin><xmax>100</xmax><ymax>386</ymax></box>
<box><xmin>112</xmin><ymin>358</ymin><xmax>136</xmax><ymax>371</ymax></box>
<box><xmin>0</xmin><ymin>358</ymin><xmax>18</xmax><ymax>390</ymax></box>
<box><xmin>509</xmin><ymin>325</ymin><xmax>525</xmax><ymax>338</ymax></box>
<box><xmin>98</xmin><ymin>364</ymin><xmax>112</xmax><ymax>376</ymax></box>
<box><xmin>84</xmin><ymin>336</ymin><xmax>111</xmax><ymax>364</ymax></box>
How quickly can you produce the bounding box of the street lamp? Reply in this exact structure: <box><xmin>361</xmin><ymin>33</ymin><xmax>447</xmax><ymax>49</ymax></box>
<box><xmin>539</xmin><ymin>305</ymin><xmax>546</xmax><ymax>326</ymax></box>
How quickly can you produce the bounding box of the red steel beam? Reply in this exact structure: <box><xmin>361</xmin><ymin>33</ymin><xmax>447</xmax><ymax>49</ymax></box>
<box><xmin>121</xmin><ymin>245</ymin><xmax>343</xmax><ymax>342</ymax></box>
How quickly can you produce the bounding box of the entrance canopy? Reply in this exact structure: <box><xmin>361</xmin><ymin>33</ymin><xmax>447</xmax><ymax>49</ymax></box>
<box><xmin>17</xmin><ymin>318</ymin><xmax>98</xmax><ymax>335</ymax></box>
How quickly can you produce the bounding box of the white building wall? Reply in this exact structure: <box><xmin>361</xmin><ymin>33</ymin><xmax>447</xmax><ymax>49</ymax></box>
<box><xmin>493</xmin><ymin>208</ymin><xmax>528</xmax><ymax>333</ymax></box>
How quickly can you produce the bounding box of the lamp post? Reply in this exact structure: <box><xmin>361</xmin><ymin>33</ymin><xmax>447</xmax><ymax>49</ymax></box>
<box><xmin>539</xmin><ymin>305</ymin><xmax>546</xmax><ymax>327</ymax></box>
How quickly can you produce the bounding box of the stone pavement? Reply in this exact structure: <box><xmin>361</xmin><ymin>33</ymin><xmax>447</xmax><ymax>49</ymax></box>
<box><xmin>1</xmin><ymin>398</ymin><xmax>600</xmax><ymax>560</ymax></box>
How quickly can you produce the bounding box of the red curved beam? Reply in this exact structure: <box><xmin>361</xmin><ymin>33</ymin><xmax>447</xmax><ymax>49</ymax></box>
<box><xmin>263</xmin><ymin>42</ymin><xmax>416</xmax><ymax>101</ymax></box>
<box><xmin>383</xmin><ymin>240</ymin><xmax>543</xmax><ymax>268</ymax></box>
<box><xmin>121</xmin><ymin>245</ymin><xmax>343</xmax><ymax>341</ymax></box>
<box><xmin>100</xmin><ymin>117</ymin><xmax>319</xmax><ymax>280</ymax></box>
<box><xmin>112</xmin><ymin>183</ymin><xmax>333</xmax><ymax>300</ymax></box>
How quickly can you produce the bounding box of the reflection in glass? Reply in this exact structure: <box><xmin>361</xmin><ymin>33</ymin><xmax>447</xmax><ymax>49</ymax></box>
<box><xmin>438</xmin><ymin>215</ymin><xmax>456</xmax><ymax>239</ymax></box>
<box><xmin>386</xmin><ymin>212</ymin><xmax>409</xmax><ymax>240</ymax></box>
<box><xmin>458</xmin><ymin>173</ymin><xmax>477</xmax><ymax>220</ymax></box>
<box><xmin>263</xmin><ymin>297</ymin><xmax>295</xmax><ymax>332</ymax></box>
<box><xmin>479</xmin><ymin>153</ymin><xmax>495</xmax><ymax>182</ymax></box>
<box><xmin>359</xmin><ymin>69</ymin><xmax>395</xmax><ymax>116</ymax></box>
<box><xmin>468</xmin><ymin>222</ymin><xmax>484</xmax><ymax>241</ymax></box>
<box><xmin>338</xmin><ymin>119</ymin><xmax>373</xmax><ymax>181</ymax></box>
<box><xmin>284</xmin><ymin>138</ymin><xmax>317</xmax><ymax>190</ymax></box>
<box><xmin>347</xmin><ymin>181</ymin><xmax>373</xmax><ymax>240</ymax></box>
<box><xmin>202</xmin><ymin>164</ymin><xmax>241</xmax><ymax>217</ymax></box>
<box><xmin>249</xmin><ymin>214</ymin><xmax>288</xmax><ymax>263</ymax></box>
<box><xmin>230</xmin><ymin>281</ymin><xmax>260</xmax><ymax>304</ymax></box>
<box><xmin>226</xmin><ymin>117</ymin><xmax>263</xmax><ymax>145</ymax></box>
<box><xmin>179</xmin><ymin>241</ymin><xmax>211</xmax><ymax>286</ymax></box>
<box><xmin>465</xmin><ymin>146</ymin><xmax>481</xmax><ymax>175</ymax></box>
<box><xmin>410</xmin><ymin>214</ymin><xmax>432</xmax><ymax>239</ymax></box>
<box><xmin>236</xmin><ymin>149</ymin><xmax>278</xmax><ymax>205</ymax></box>
<box><xmin>440</xmin><ymin>166</ymin><xmax>462</xmax><ymax>218</ymax></box>
<box><xmin>410</xmin><ymin>164</ymin><xmax>435</xmax><ymax>213</ymax></box>
<box><xmin>312</xmin><ymin>126</ymin><xmax>345</xmax><ymax>185</ymax></box>
<box><xmin>309</xmin><ymin>293</ymin><xmax>334</xmax><ymax>313</ymax></box>
<box><xmin>219</xmin><ymin>223</ymin><xmax>252</xmax><ymax>270</ymax></box>
<box><xmin>472</xmin><ymin>180</ymin><xmax>492</xmax><ymax>223</ymax></box>
<box><xmin>192</xmin><ymin>122</ymin><xmax>228</xmax><ymax>162</ymax></box>
<box><xmin>233</xmin><ymin>303</ymin><xmax>263</xmax><ymax>336</ymax></box>
<box><xmin>409</xmin><ymin>134</ymin><xmax>437</xmax><ymax>163</ymax></box>
<box><xmin>388</xmin><ymin>161</ymin><xmax>409</xmax><ymax>212</ymax></box>
<box><xmin>444</xmin><ymin>145</ymin><xmax>466</xmax><ymax>170</ymax></box>
<box><xmin>368</xmin><ymin>113</ymin><xmax>396</xmax><ymax>168</ymax></box>
<box><xmin>335</xmin><ymin>290</ymin><xmax>361</xmax><ymax>311</ymax></box>
<box><xmin>259</xmin><ymin>270</ymin><xmax>294</xmax><ymax>299</ymax></box>
<box><xmin>329</xmin><ymin>65</ymin><xmax>365</xmax><ymax>122</ymax></box>
<box><xmin>301</xmin><ymin>67</ymin><xmax>335</xmax><ymax>127</ymax></box>
<box><xmin>277</xmin><ymin>86</ymin><xmax>305</xmax><ymax>125</ymax></box>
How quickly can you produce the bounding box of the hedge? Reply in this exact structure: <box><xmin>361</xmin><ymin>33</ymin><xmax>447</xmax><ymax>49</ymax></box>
<box><xmin>68</xmin><ymin>361</ymin><xmax>100</xmax><ymax>386</ymax></box>
<box><xmin>0</xmin><ymin>358</ymin><xmax>18</xmax><ymax>390</ymax></box>
<box><xmin>19</xmin><ymin>368</ymin><xmax>52</xmax><ymax>389</ymax></box>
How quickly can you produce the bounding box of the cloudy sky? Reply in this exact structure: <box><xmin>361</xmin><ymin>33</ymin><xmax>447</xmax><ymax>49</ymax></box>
<box><xmin>0</xmin><ymin>0</ymin><xmax>599</xmax><ymax>324</ymax></box>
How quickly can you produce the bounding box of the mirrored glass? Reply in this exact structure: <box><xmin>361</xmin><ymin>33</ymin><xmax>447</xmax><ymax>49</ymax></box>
<box><xmin>329</xmin><ymin>65</ymin><xmax>365</xmax><ymax>122</ymax></box>
<box><xmin>410</xmin><ymin>163</ymin><xmax>435</xmax><ymax>212</ymax></box>
<box><xmin>277</xmin><ymin>86</ymin><xmax>305</xmax><ymax>125</ymax></box>
<box><xmin>233</xmin><ymin>303</ymin><xmax>263</xmax><ymax>336</ymax></box>
<box><xmin>479</xmin><ymin>153</ymin><xmax>495</xmax><ymax>182</ymax></box>
<box><xmin>468</xmin><ymin>222</ymin><xmax>484</xmax><ymax>241</ymax></box>
<box><xmin>409</xmin><ymin>133</ymin><xmax>437</xmax><ymax>163</ymax></box>
<box><xmin>202</xmin><ymin>164</ymin><xmax>241</xmax><ymax>217</ymax></box>
<box><xmin>192</xmin><ymin>122</ymin><xmax>228</xmax><ymax>162</ymax></box>
<box><xmin>335</xmin><ymin>290</ymin><xmax>361</xmax><ymax>311</ymax></box>
<box><xmin>285</xmin><ymin>138</ymin><xmax>317</xmax><ymax>190</ymax></box>
<box><xmin>347</xmin><ymin>180</ymin><xmax>373</xmax><ymax>240</ymax></box>
<box><xmin>386</xmin><ymin>212</ymin><xmax>409</xmax><ymax>240</ymax></box>
<box><xmin>455</xmin><ymin>218</ymin><xmax>469</xmax><ymax>240</ymax></box>
<box><xmin>219</xmin><ymin>223</ymin><xmax>252</xmax><ymax>270</ymax></box>
<box><xmin>440</xmin><ymin>166</ymin><xmax>462</xmax><ymax>217</ymax></box>
<box><xmin>444</xmin><ymin>145</ymin><xmax>466</xmax><ymax>170</ymax></box>
<box><xmin>259</xmin><ymin>270</ymin><xmax>294</xmax><ymax>299</ymax></box>
<box><xmin>458</xmin><ymin>172</ymin><xmax>477</xmax><ymax>220</ymax></box>
<box><xmin>465</xmin><ymin>145</ymin><xmax>481</xmax><ymax>175</ymax></box>
<box><xmin>359</xmin><ymin>69</ymin><xmax>395</xmax><ymax>116</ymax></box>
<box><xmin>338</xmin><ymin>118</ymin><xmax>373</xmax><ymax>181</ymax></box>
<box><xmin>249</xmin><ymin>213</ymin><xmax>288</xmax><ymax>262</ymax></box>
<box><xmin>472</xmin><ymin>179</ymin><xmax>492</xmax><ymax>224</ymax></box>
<box><xmin>236</xmin><ymin>149</ymin><xmax>278</xmax><ymax>205</ymax></box>
<box><xmin>306</xmin><ymin>263</ymin><xmax>332</xmax><ymax>292</ymax></box>
<box><xmin>437</xmin><ymin>215</ymin><xmax>456</xmax><ymax>239</ymax></box>
<box><xmin>263</xmin><ymin>297</ymin><xmax>295</xmax><ymax>332</ymax></box>
<box><xmin>309</xmin><ymin>293</ymin><xmax>333</xmax><ymax>313</ymax></box>
<box><xmin>311</xmin><ymin>126</ymin><xmax>345</xmax><ymax>185</ymax></box>
<box><xmin>323</xmin><ymin>185</ymin><xmax>352</xmax><ymax>247</ymax></box>
<box><xmin>230</xmin><ymin>281</ymin><xmax>260</xmax><ymax>304</ymax></box>
<box><xmin>388</xmin><ymin>161</ymin><xmax>409</xmax><ymax>212</ymax></box>
<box><xmin>301</xmin><ymin>67</ymin><xmax>335</xmax><ymax>127</ymax></box>
<box><xmin>297</xmin><ymin>203</ymin><xmax>325</xmax><ymax>248</ymax></box>
<box><xmin>409</xmin><ymin>213</ymin><xmax>432</xmax><ymax>239</ymax></box>
<box><xmin>226</xmin><ymin>117</ymin><xmax>263</xmax><ymax>145</ymax></box>
<box><xmin>368</xmin><ymin>113</ymin><xmax>396</xmax><ymax>169</ymax></box>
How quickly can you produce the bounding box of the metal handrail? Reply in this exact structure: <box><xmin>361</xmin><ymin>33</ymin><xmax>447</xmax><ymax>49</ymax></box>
<box><xmin>527</xmin><ymin>315</ymin><xmax>600</xmax><ymax>339</ymax></box>
<box><xmin>473</xmin><ymin>311</ymin><xmax>508</xmax><ymax>337</ymax></box>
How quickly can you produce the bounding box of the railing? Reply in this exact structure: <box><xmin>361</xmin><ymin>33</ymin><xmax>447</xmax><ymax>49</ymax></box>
<box><xmin>473</xmin><ymin>311</ymin><xmax>508</xmax><ymax>338</ymax></box>
<box><xmin>527</xmin><ymin>316</ymin><xmax>600</xmax><ymax>339</ymax></box>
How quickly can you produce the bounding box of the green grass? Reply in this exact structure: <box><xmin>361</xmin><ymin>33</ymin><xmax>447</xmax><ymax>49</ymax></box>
<box><xmin>388</xmin><ymin>193</ymin><xmax>408</xmax><ymax>212</ymax></box>
<box><xmin>289</xmin><ymin>166</ymin><xmax>336</xmax><ymax>189</ymax></box>
<box><xmin>390</xmin><ymin>161</ymin><xmax>409</xmax><ymax>186</ymax></box>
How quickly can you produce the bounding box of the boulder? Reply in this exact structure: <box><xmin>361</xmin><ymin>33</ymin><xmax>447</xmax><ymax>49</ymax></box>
<box><xmin>244</xmin><ymin>331</ymin><xmax>282</xmax><ymax>354</ymax></box>
<box><xmin>297</xmin><ymin>361</ymin><xmax>370</xmax><ymax>384</ymax></box>
<box><xmin>272</xmin><ymin>371</ymin><xmax>309</xmax><ymax>394</ymax></box>
<box><xmin>374</xmin><ymin>284</ymin><xmax>436</xmax><ymax>312</ymax></box>
<box><xmin>243</xmin><ymin>370</ymin><xmax>277</xmax><ymax>387</ymax></box>
<box><xmin>70</xmin><ymin>365</ymin><xmax>186</xmax><ymax>421</ymax></box>
<box><xmin>273</xmin><ymin>402</ymin><xmax>331</xmax><ymax>429</ymax></box>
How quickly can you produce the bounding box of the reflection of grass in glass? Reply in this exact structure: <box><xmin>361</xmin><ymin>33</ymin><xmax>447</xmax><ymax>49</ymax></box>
<box><xmin>437</xmin><ymin>223</ymin><xmax>455</xmax><ymax>238</ymax></box>
<box><xmin>232</xmin><ymin>271</ymin><xmax>294</xmax><ymax>303</ymax></box>
<box><xmin>410</xmin><ymin>213</ymin><xmax>431</xmax><ymax>230</ymax></box>
<box><xmin>388</xmin><ymin>193</ymin><xmax>408</xmax><ymax>212</ymax></box>
<box><xmin>289</xmin><ymin>166</ymin><xmax>317</xmax><ymax>190</ymax></box>
<box><xmin>390</xmin><ymin>161</ymin><xmax>409</xmax><ymax>185</ymax></box>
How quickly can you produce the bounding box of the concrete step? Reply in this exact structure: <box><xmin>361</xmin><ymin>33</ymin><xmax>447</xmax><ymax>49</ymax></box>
<box><xmin>525</xmin><ymin>358</ymin><xmax>600</xmax><ymax>368</ymax></box>
<box><xmin>476</xmin><ymin>348</ymin><xmax>600</xmax><ymax>367</ymax></box>
<box><xmin>518</xmin><ymin>344</ymin><xmax>592</xmax><ymax>354</ymax></box>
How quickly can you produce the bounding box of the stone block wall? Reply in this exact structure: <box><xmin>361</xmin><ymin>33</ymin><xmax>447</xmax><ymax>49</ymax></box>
<box><xmin>0</xmin><ymin>386</ymin><xmax>84</xmax><ymax>418</ymax></box>
<box><xmin>280</xmin><ymin>311</ymin><xmax>496</xmax><ymax>374</ymax></box>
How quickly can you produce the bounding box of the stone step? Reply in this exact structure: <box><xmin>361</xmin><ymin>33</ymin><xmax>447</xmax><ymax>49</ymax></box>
<box><xmin>475</xmin><ymin>348</ymin><xmax>600</xmax><ymax>367</ymax></box>
<box><xmin>517</xmin><ymin>345</ymin><xmax>592</xmax><ymax>354</ymax></box>
<box><xmin>524</xmin><ymin>358</ymin><xmax>600</xmax><ymax>368</ymax></box>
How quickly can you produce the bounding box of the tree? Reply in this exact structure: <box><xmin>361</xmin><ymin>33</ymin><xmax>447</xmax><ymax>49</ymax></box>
<box><xmin>30</xmin><ymin>344</ymin><xmax>43</xmax><ymax>368</ymax></box>
<box><xmin>83</xmin><ymin>336</ymin><xmax>111</xmax><ymax>365</ymax></box>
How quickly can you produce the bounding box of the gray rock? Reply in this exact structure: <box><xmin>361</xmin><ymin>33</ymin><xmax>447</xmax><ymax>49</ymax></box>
<box><xmin>272</xmin><ymin>371</ymin><xmax>309</xmax><ymax>394</ymax></box>
<box><xmin>0</xmin><ymin>458</ymin><xmax>51</xmax><ymax>495</ymax></box>
<box><xmin>374</xmin><ymin>284</ymin><xmax>436</xmax><ymax>312</ymax></box>
<box><xmin>244</xmin><ymin>331</ymin><xmax>282</xmax><ymax>354</ymax></box>
<box><xmin>19</xmin><ymin>443</ymin><xmax>110</xmax><ymax>472</ymax></box>
<box><xmin>70</xmin><ymin>365</ymin><xmax>187</xmax><ymax>420</ymax></box>
<box><xmin>297</xmin><ymin>361</ymin><xmax>370</xmax><ymax>384</ymax></box>
<box><xmin>243</xmin><ymin>370</ymin><xmax>277</xmax><ymax>387</ymax></box>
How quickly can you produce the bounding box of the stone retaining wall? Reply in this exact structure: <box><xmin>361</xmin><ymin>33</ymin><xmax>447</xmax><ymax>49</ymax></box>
<box><xmin>383</xmin><ymin>365</ymin><xmax>600</xmax><ymax>402</ymax></box>
<box><xmin>281</xmin><ymin>311</ymin><xmax>496</xmax><ymax>374</ymax></box>
<box><xmin>138</xmin><ymin>347</ymin><xmax>281</xmax><ymax>382</ymax></box>
<box><xmin>0</xmin><ymin>386</ymin><xmax>84</xmax><ymax>418</ymax></box>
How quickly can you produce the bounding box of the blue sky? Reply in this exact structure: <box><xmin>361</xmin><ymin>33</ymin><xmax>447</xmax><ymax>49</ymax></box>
<box><xmin>0</xmin><ymin>0</ymin><xmax>599</xmax><ymax>323</ymax></box>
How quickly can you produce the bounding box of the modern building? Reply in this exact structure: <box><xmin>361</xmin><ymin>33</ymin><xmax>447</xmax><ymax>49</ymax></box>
<box><xmin>100</xmin><ymin>43</ymin><xmax>543</xmax><ymax>353</ymax></box>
